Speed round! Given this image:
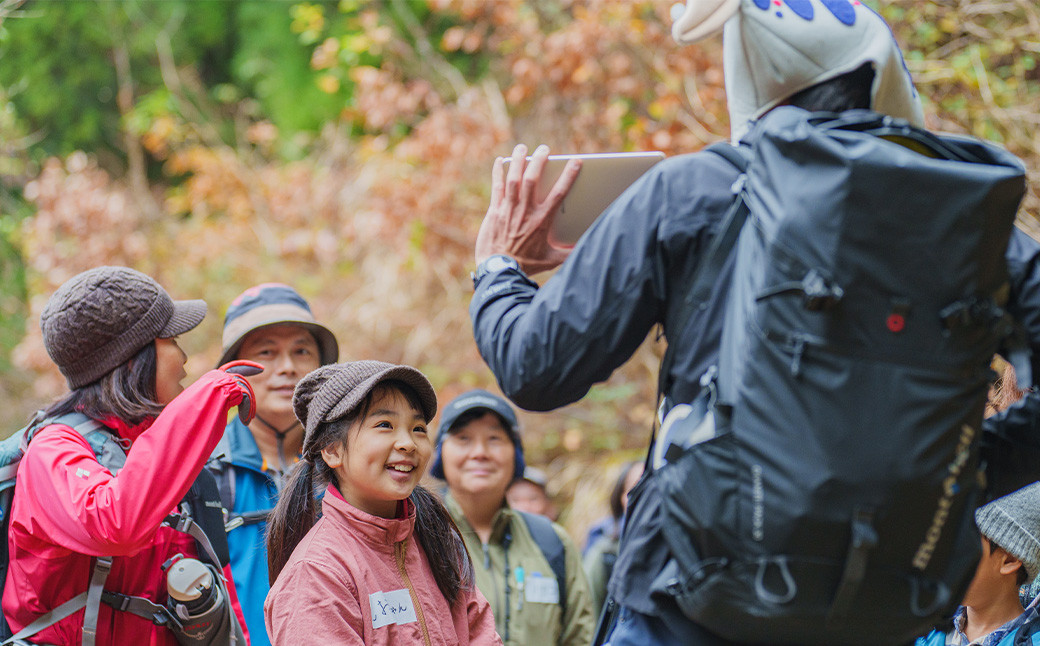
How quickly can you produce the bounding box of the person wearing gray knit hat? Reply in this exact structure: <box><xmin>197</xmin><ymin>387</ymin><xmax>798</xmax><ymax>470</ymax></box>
<box><xmin>9</xmin><ymin>266</ymin><xmax>256</xmax><ymax>645</ymax></box>
<box><xmin>41</xmin><ymin>265</ymin><xmax>206</xmax><ymax>389</ymax></box>
<box><xmin>292</xmin><ymin>360</ymin><xmax>437</xmax><ymax>456</ymax></box>
<box><xmin>917</xmin><ymin>482</ymin><xmax>1040</xmax><ymax>646</ymax></box>
<box><xmin>262</xmin><ymin>363</ymin><xmax>504</xmax><ymax>644</ymax></box>
<box><xmin>976</xmin><ymin>483</ymin><xmax>1040</xmax><ymax>585</ymax></box>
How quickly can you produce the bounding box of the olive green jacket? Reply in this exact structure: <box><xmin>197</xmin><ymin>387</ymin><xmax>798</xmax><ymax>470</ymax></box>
<box><xmin>446</xmin><ymin>496</ymin><xmax>595</xmax><ymax>646</ymax></box>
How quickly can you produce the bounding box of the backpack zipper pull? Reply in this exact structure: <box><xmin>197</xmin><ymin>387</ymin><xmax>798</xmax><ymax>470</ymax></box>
<box><xmin>790</xmin><ymin>337</ymin><xmax>806</xmax><ymax>377</ymax></box>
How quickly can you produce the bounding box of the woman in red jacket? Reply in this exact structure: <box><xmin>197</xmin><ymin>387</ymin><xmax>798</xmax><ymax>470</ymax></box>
<box><xmin>3</xmin><ymin>266</ymin><xmax>256</xmax><ymax>645</ymax></box>
<box><xmin>264</xmin><ymin>361</ymin><xmax>500</xmax><ymax>646</ymax></box>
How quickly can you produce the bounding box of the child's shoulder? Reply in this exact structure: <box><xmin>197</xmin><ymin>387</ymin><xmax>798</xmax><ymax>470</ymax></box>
<box><xmin>286</xmin><ymin>516</ymin><xmax>363</xmax><ymax>570</ymax></box>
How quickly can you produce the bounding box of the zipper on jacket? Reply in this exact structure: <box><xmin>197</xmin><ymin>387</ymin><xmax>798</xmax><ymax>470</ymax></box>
<box><xmin>483</xmin><ymin>542</ymin><xmax>507</xmax><ymax>640</ymax></box>
<box><xmin>502</xmin><ymin>528</ymin><xmax>513</xmax><ymax>644</ymax></box>
<box><xmin>395</xmin><ymin>539</ymin><xmax>432</xmax><ymax>646</ymax></box>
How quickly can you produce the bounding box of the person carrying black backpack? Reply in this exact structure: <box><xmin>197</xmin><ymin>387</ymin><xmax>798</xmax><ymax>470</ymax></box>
<box><xmin>1</xmin><ymin>267</ymin><xmax>257</xmax><ymax>646</ymax></box>
<box><xmin>467</xmin><ymin>1</ymin><xmax>1040</xmax><ymax>645</ymax></box>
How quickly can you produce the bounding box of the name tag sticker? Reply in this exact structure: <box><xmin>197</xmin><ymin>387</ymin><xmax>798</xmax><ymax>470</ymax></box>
<box><xmin>369</xmin><ymin>589</ymin><xmax>417</xmax><ymax>629</ymax></box>
<box><xmin>525</xmin><ymin>572</ymin><xmax>560</xmax><ymax>604</ymax></box>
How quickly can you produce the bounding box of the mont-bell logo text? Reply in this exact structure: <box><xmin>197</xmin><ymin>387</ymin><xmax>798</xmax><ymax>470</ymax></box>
<box><xmin>912</xmin><ymin>423</ymin><xmax>975</xmax><ymax>571</ymax></box>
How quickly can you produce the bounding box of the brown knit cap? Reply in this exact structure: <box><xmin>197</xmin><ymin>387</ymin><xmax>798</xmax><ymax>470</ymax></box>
<box><xmin>293</xmin><ymin>361</ymin><xmax>438</xmax><ymax>456</ymax></box>
<box><xmin>41</xmin><ymin>266</ymin><xmax>207</xmax><ymax>389</ymax></box>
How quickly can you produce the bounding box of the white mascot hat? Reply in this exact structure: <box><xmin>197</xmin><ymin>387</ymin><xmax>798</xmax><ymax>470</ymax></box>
<box><xmin>671</xmin><ymin>0</ymin><xmax>924</xmax><ymax>141</ymax></box>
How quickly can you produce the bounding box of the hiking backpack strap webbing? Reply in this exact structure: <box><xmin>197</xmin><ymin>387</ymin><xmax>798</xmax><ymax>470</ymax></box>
<box><xmin>650</xmin><ymin>142</ymin><xmax>750</xmax><ymax>466</ymax></box>
<box><xmin>517</xmin><ymin>511</ymin><xmax>568</xmax><ymax>622</ymax></box>
<box><xmin>81</xmin><ymin>556</ymin><xmax>113</xmax><ymax>646</ymax></box>
<box><xmin>2</xmin><ymin>592</ymin><xmax>89</xmax><ymax>645</ymax></box>
<box><xmin>164</xmin><ymin>512</ymin><xmax>224</xmax><ymax>572</ymax></box>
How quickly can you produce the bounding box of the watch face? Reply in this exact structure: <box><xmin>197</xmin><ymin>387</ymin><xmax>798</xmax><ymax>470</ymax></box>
<box><xmin>486</xmin><ymin>255</ymin><xmax>514</xmax><ymax>273</ymax></box>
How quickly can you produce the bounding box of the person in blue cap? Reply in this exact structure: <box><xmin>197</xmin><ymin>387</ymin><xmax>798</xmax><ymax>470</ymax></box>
<box><xmin>431</xmin><ymin>389</ymin><xmax>595</xmax><ymax>646</ymax></box>
<box><xmin>206</xmin><ymin>283</ymin><xmax>339</xmax><ymax>646</ymax></box>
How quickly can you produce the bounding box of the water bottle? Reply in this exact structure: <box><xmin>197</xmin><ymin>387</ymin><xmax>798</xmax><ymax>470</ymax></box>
<box><xmin>165</xmin><ymin>555</ymin><xmax>227</xmax><ymax>643</ymax></box>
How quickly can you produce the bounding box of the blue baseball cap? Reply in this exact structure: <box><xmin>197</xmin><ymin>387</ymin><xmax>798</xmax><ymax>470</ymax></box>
<box><xmin>218</xmin><ymin>283</ymin><xmax>339</xmax><ymax>367</ymax></box>
<box><xmin>430</xmin><ymin>389</ymin><xmax>525</xmax><ymax>482</ymax></box>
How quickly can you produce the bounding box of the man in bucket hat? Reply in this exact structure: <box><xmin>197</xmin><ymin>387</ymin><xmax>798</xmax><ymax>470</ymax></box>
<box><xmin>206</xmin><ymin>283</ymin><xmax>339</xmax><ymax>646</ymax></box>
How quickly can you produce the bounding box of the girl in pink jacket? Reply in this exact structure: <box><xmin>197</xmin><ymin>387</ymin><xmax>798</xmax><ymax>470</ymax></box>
<box><xmin>264</xmin><ymin>361</ymin><xmax>501</xmax><ymax>646</ymax></box>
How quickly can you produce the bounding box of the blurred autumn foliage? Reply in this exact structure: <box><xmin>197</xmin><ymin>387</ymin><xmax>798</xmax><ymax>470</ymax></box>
<box><xmin>0</xmin><ymin>0</ymin><xmax>1038</xmax><ymax>537</ymax></box>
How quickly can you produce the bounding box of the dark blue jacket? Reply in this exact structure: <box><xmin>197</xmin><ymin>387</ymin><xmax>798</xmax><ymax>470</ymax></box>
<box><xmin>470</xmin><ymin>146</ymin><xmax>1040</xmax><ymax>642</ymax></box>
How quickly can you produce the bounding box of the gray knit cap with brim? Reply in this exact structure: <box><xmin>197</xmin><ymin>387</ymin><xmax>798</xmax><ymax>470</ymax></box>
<box><xmin>293</xmin><ymin>361</ymin><xmax>438</xmax><ymax>456</ymax></box>
<box><xmin>975</xmin><ymin>481</ymin><xmax>1040</xmax><ymax>583</ymax></box>
<box><xmin>41</xmin><ymin>266</ymin><xmax>206</xmax><ymax>389</ymax></box>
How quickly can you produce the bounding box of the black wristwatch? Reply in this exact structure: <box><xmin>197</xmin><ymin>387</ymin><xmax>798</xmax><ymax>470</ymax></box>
<box><xmin>472</xmin><ymin>254</ymin><xmax>521</xmax><ymax>288</ymax></box>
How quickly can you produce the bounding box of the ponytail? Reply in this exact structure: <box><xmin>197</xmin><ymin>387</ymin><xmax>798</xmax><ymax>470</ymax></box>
<box><xmin>266</xmin><ymin>460</ymin><xmax>320</xmax><ymax>584</ymax></box>
<box><xmin>411</xmin><ymin>485</ymin><xmax>474</xmax><ymax>605</ymax></box>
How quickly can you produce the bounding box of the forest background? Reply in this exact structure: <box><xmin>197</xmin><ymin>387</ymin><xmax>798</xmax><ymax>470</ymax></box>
<box><xmin>0</xmin><ymin>0</ymin><xmax>1038</xmax><ymax>540</ymax></box>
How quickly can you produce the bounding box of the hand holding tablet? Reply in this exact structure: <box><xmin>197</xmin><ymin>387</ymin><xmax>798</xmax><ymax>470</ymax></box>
<box><xmin>502</xmin><ymin>151</ymin><xmax>666</xmax><ymax>246</ymax></box>
<box><xmin>476</xmin><ymin>144</ymin><xmax>665</xmax><ymax>277</ymax></box>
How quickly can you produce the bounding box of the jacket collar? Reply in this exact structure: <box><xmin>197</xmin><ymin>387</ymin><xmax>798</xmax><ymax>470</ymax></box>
<box><xmin>444</xmin><ymin>494</ymin><xmax>516</xmax><ymax>545</ymax></box>
<box><xmin>97</xmin><ymin>414</ymin><xmax>153</xmax><ymax>444</ymax></box>
<box><xmin>322</xmin><ymin>484</ymin><xmax>415</xmax><ymax>546</ymax></box>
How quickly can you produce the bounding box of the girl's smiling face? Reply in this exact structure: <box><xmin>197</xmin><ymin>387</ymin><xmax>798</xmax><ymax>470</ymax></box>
<box><xmin>321</xmin><ymin>386</ymin><xmax>432</xmax><ymax>519</ymax></box>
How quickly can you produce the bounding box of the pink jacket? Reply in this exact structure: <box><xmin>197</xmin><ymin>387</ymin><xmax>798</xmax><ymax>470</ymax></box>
<box><xmin>3</xmin><ymin>370</ymin><xmax>249</xmax><ymax>646</ymax></box>
<box><xmin>265</xmin><ymin>486</ymin><xmax>502</xmax><ymax>646</ymax></box>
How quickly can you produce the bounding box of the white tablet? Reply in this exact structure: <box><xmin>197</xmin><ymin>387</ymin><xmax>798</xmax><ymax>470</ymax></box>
<box><xmin>502</xmin><ymin>151</ymin><xmax>666</xmax><ymax>246</ymax></box>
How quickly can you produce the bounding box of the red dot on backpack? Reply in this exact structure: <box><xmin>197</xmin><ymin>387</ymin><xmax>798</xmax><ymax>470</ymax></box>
<box><xmin>886</xmin><ymin>313</ymin><xmax>906</xmax><ymax>333</ymax></box>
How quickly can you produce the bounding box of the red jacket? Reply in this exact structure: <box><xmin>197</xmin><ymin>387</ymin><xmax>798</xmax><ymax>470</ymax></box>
<box><xmin>3</xmin><ymin>370</ymin><xmax>249</xmax><ymax>646</ymax></box>
<box><xmin>265</xmin><ymin>485</ymin><xmax>501</xmax><ymax>646</ymax></box>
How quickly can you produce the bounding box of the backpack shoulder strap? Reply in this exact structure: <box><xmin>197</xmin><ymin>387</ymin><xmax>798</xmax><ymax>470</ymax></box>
<box><xmin>653</xmin><ymin>143</ymin><xmax>750</xmax><ymax>456</ymax></box>
<box><xmin>207</xmin><ymin>443</ymin><xmax>237</xmax><ymax>518</ymax></box>
<box><xmin>167</xmin><ymin>469</ymin><xmax>232</xmax><ymax>568</ymax></box>
<box><xmin>207</xmin><ymin>453</ymin><xmax>276</xmax><ymax>532</ymax></box>
<box><xmin>518</xmin><ymin>511</ymin><xmax>568</xmax><ymax>620</ymax></box>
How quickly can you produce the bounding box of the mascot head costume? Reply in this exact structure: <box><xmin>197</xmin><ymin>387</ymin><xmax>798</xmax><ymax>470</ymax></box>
<box><xmin>670</xmin><ymin>0</ymin><xmax>924</xmax><ymax>140</ymax></box>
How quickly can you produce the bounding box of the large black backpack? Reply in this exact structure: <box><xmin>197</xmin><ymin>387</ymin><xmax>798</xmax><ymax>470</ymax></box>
<box><xmin>650</xmin><ymin>107</ymin><xmax>1028</xmax><ymax>645</ymax></box>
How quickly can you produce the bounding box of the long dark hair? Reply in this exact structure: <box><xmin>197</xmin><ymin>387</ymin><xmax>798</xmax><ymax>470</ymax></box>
<box><xmin>43</xmin><ymin>341</ymin><xmax>162</xmax><ymax>426</ymax></box>
<box><xmin>266</xmin><ymin>380</ymin><xmax>474</xmax><ymax>605</ymax></box>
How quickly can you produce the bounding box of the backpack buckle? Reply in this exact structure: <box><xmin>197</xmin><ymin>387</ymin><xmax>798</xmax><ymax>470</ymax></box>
<box><xmin>801</xmin><ymin>270</ymin><xmax>844</xmax><ymax>311</ymax></box>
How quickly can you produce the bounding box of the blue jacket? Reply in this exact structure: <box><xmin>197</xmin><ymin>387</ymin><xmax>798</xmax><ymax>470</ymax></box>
<box><xmin>470</xmin><ymin>145</ymin><xmax>1040</xmax><ymax>643</ymax></box>
<box><xmin>207</xmin><ymin>417</ymin><xmax>281</xmax><ymax>646</ymax></box>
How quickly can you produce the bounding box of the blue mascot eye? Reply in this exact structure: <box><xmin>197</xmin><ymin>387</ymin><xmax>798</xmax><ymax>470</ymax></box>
<box><xmin>751</xmin><ymin>0</ymin><xmax>858</xmax><ymax>25</ymax></box>
<box><xmin>783</xmin><ymin>0</ymin><xmax>814</xmax><ymax>20</ymax></box>
<box><xmin>821</xmin><ymin>0</ymin><xmax>857</xmax><ymax>25</ymax></box>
